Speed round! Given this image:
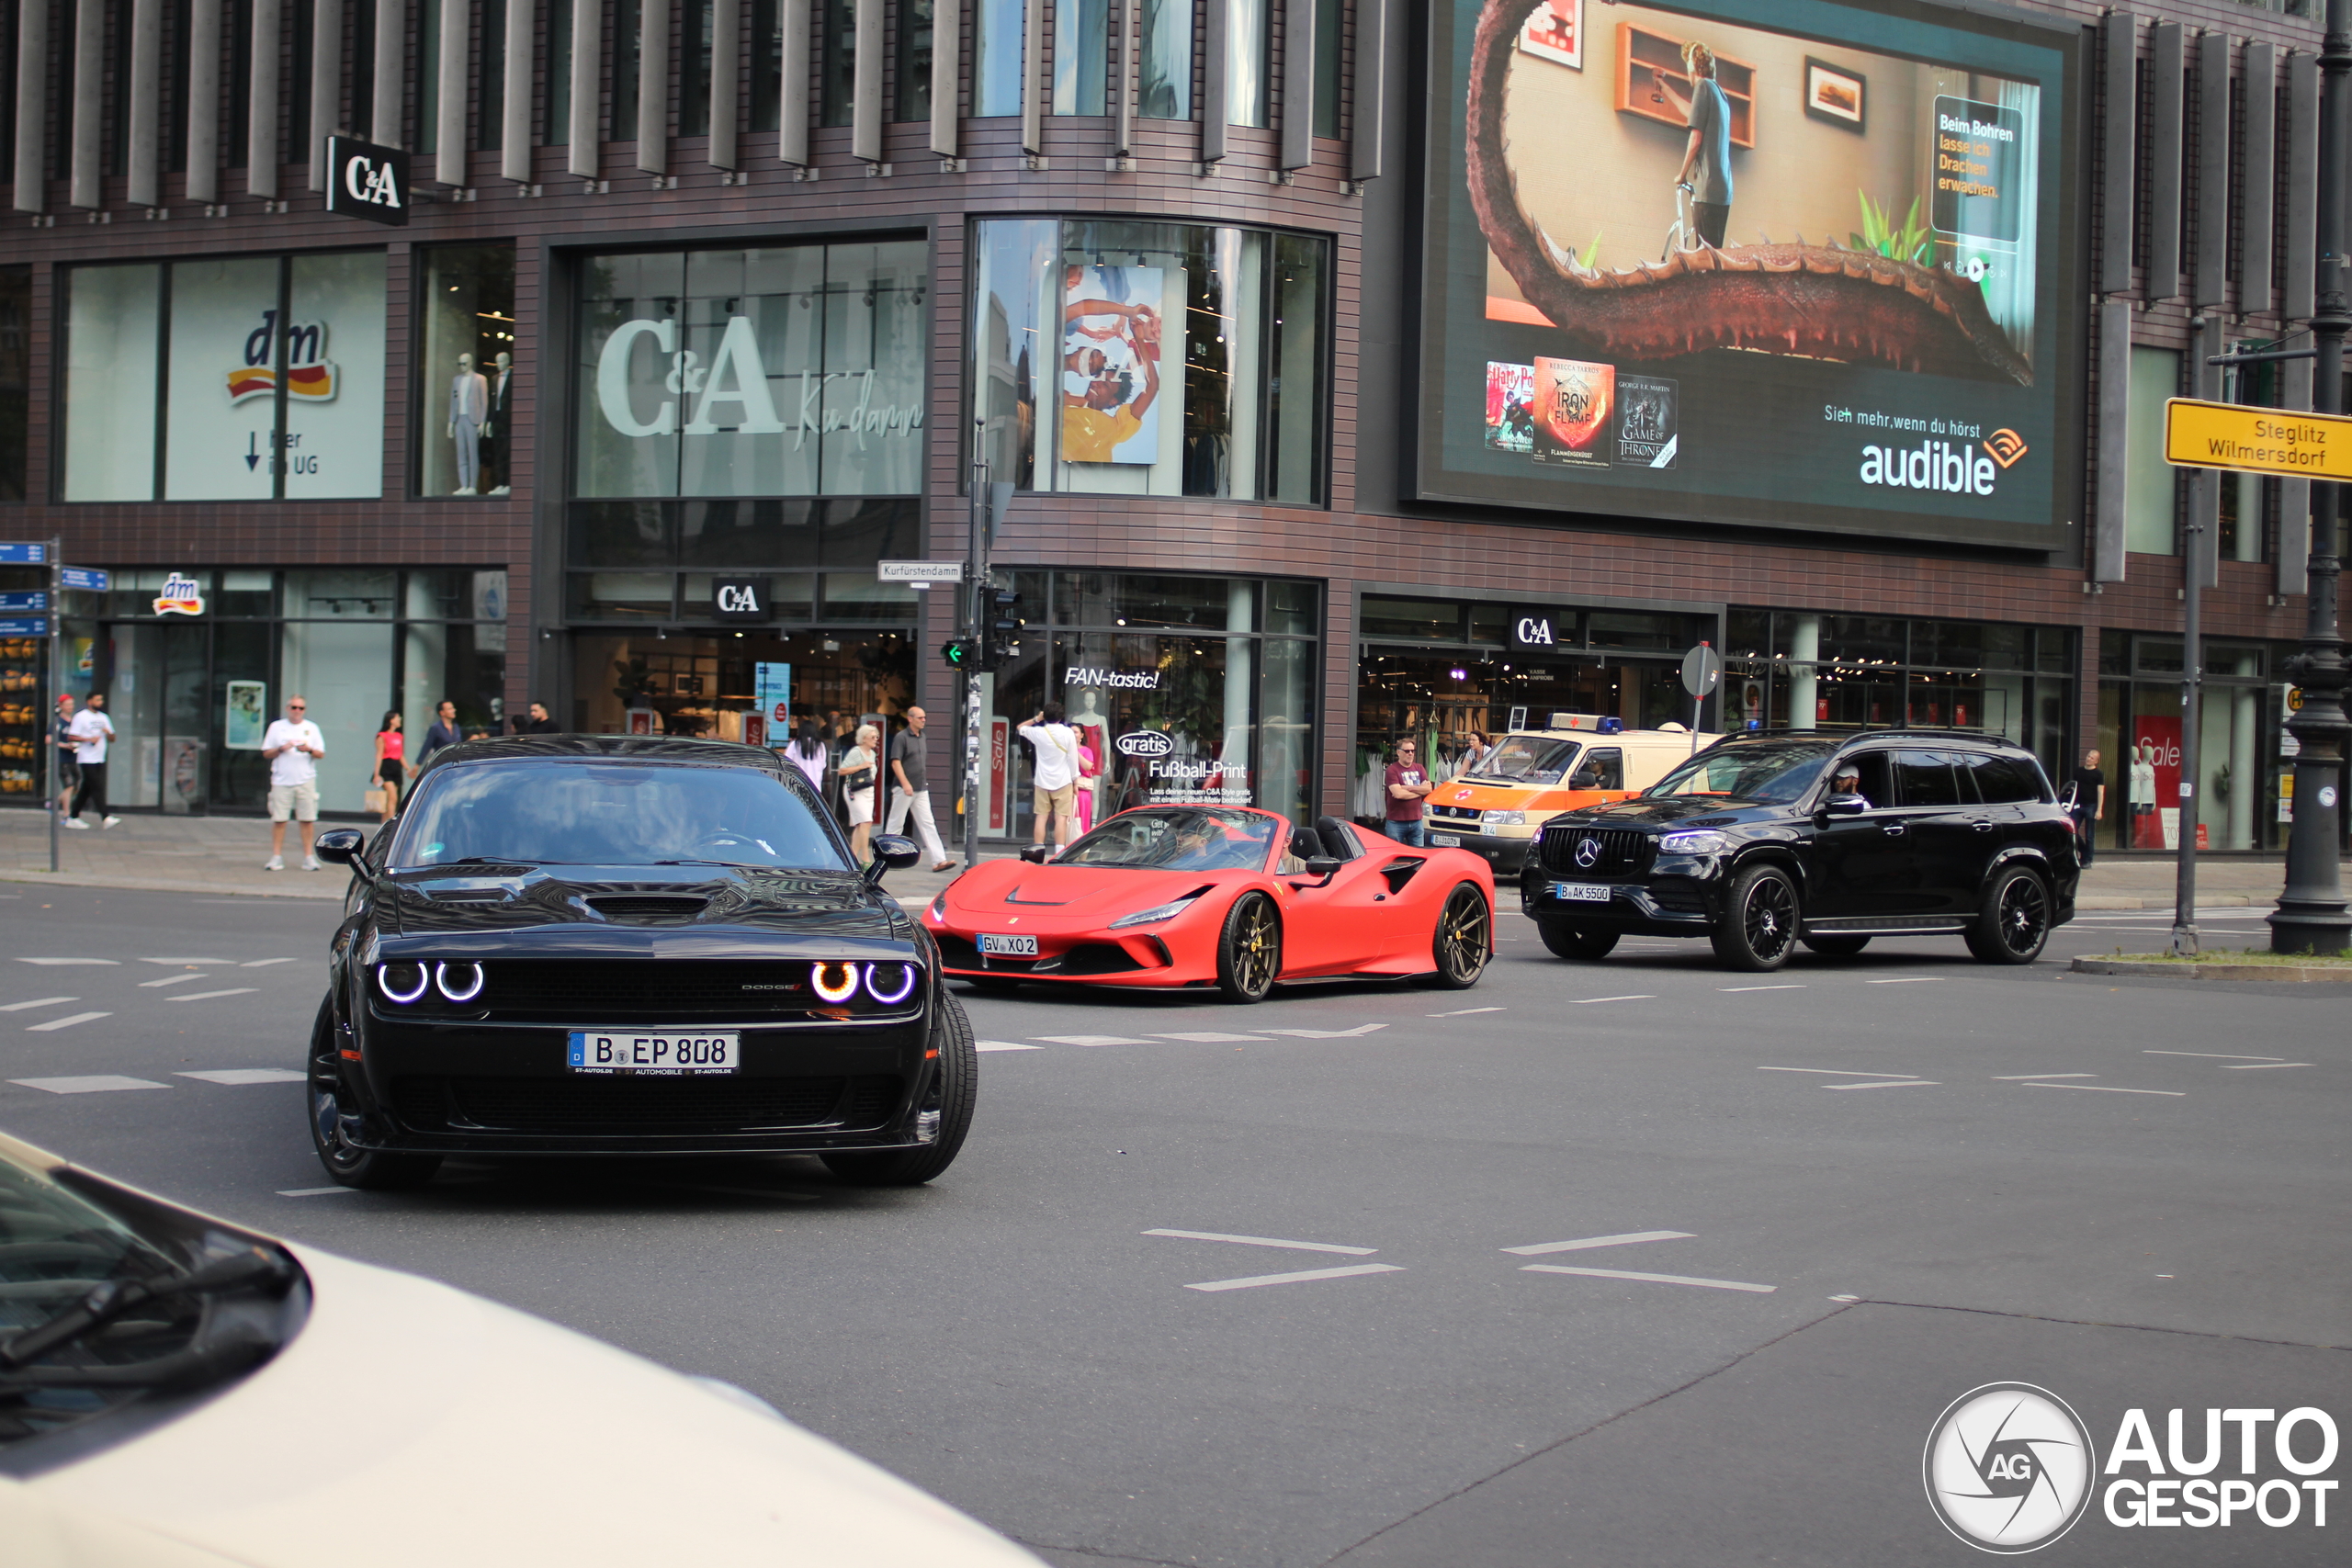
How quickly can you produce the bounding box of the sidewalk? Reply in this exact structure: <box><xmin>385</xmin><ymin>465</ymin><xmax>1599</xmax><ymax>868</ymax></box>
<box><xmin>0</xmin><ymin>806</ymin><xmax>1001</xmax><ymax>904</ymax></box>
<box><xmin>1</xmin><ymin>807</ymin><xmax>2338</xmax><ymax>909</ymax></box>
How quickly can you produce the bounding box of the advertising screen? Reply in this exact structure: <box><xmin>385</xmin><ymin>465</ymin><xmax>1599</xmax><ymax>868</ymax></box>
<box><xmin>1419</xmin><ymin>0</ymin><xmax>2084</xmax><ymax>550</ymax></box>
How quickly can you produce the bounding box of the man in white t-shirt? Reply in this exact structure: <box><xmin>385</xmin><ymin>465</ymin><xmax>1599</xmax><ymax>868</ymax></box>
<box><xmin>262</xmin><ymin>695</ymin><xmax>326</xmax><ymax>871</ymax></box>
<box><xmin>1018</xmin><ymin>702</ymin><xmax>1083</xmax><ymax>855</ymax></box>
<box><xmin>63</xmin><ymin>694</ymin><xmax>119</xmax><ymax>829</ymax></box>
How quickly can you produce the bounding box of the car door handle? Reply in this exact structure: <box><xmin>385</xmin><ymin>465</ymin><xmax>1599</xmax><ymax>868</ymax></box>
<box><xmin>1971</xmin><ymin>819</ymin><xmax>1996</xmax><ymax>831</ymax></box>
<box><xmin>1881</xmin><ymin>823</ymin><xmax>1907</xmax><ymax>838</ymax></box>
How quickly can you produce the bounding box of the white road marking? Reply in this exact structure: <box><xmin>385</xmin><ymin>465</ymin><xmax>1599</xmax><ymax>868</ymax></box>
<box><xmin>1719</xmin><ymin>984</ymin><xmax>1805</xmax><ymax>992</ymax></box>
<box><xmin>1258</xmin><ymin>1024</ymin><xmax>1388</xmax><ymax>1038</ymax></box>
<box><xmin>25</xmin><ymin>1012</ymin><xmax>109</xmax><ymax>1032</ymax></box>
<box><xmin>139</xmin><ymin>957</ymin><xmax>238</xmax><ymax>965</ymax></box>
<box><xmin>1185</xmin><ymin>1263</ymin><xmax>1406</xmax><ymax>1292</ymax></box>
<box><xmin>1571</xmin><ymin>995</ymin><xmax>1657</xmax><ymax>1005</ymax></box>
<box><xmin>1864</xmin><ymin>977</ymin><xmax>1939</xmax><ymax>984</ymax></box>
<box><xmin>1521</xmin><ymin>1264</ymin><xmax>1775</xmax><ymax>1293</ymax></box>
<box><xmin>1428</xmin><ymin>1007</ymin><xmax>1506</xmax><ymax>1017</ymax></box>
<box><xmin>1146</xmin><ymin>1229</ymin><xmax>1379</xmax><ymax>1256</ymax></box>
<box><xmin>176</xmin><ymin>1068</ymin><xmax>307</xmax><ymax>1086</ymax></box>
<box><xmin>10</xmin><ymin>1075</ymin><xmax>165</xmax><ymax>1094</ymax></box>
<box><xmin>0</xmin><ymin>996</ymin><xmax>76</xmax><ymax>1012</ymax></box>
<box><xmin>138</xmin><ymin>973</ymin><xmax>210</xmax><ymax>988</ymax></box>
<box><xmin>1150</xmin><ymin>1032</ymin><xmax>1268</xmax><ymax>1043</ymax></box>
<box><xmin>1823</xmin><ymin>1079</ymin><xmax>1939</xmax><ymax>1090</ymax></box>
<box><xmin>2223</xmin><ymin>1062</ymin><xmax>2313</xmax><ymax>1070</ymax></box>
<box><xmin>977</xmin><ymin>1040</ymin><xmax>1042</xmax><ymax>1052</ymax></box>
<box><xmin>241</xmin><ymin>958</ymin><xmax>301</xmax><ymax>967</ymax></box>
<box><xmin>2143</xmin><ymin>1050</ymin><xmax>2281</xmax><ymax>1061</ymax></box>
<box><xmin>1502</xmin><ymin>1230</ymin><xmax>1694</xmax><ymax>1257</ymax></box>
<box><xmin>1035</xmin><ymin>1034</ymin><xmax>1155</xmax><ymax>1047</ymax></box>
<box><xmin>1758</xmin><ymin>1067</ymin><xmax>1923</xmax><ymax>1078</ymax></box>
<box><xmin>2025</xmin><ymin>1081</ymin><xmax>2186</xmax><ymax>1097</ymax></box>
<box><xmin>166</xmin><ymin>988</ymin><xmax>261</xmax><ymax>1002</ymax></box>
<box><xmin>15</xmin><ymin>957</ymin><xmax>119</xmax><ymax>966</ymax></box>
<box><xmin>277</xmin><ymin>1187</ymin><xmax>359</xmax><ymax>1197</ymax></box>
<box><xmin>1991</xmin><ymin>1072</ymin><xmax>2098</xmax><ymax>1080</ymax></box>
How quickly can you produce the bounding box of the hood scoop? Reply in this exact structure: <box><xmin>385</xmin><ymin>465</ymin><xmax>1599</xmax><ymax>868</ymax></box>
<box><xmin>583</xmin><ymin>894</ymin><xmax>712</xmax><ymax>924</ymax></box>
<box><xmin>1001</xmin><ymin>885</ymin><xmax>1068</xmax><ymax>907</ymax></box>
<box><xmin>424</xmin><ymin>887</ymin><xmax>513</xmax><ymax>904</ymax></box>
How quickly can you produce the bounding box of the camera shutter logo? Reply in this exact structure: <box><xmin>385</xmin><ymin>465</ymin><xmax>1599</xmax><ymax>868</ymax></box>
<box><xmin>1923</xmin><ymin>1382</ymin><xmax>2095</xmax><ymax>1552</ymax></box>
<box><xmin>1575</xmin><ymin>836</ymin><xmax>1601</xmax><ymax>868</ymax></box>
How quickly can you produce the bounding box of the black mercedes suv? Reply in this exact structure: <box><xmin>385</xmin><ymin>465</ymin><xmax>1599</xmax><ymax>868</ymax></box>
<box><xmin>1520</xmin><ymin>730</ymin><xmax>2079</xmax><ymax>971</ymax></box>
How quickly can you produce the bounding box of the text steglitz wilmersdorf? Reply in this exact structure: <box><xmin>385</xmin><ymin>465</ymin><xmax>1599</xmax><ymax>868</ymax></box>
<box><xmin>2102</xmin><ymin>1405</ymin><xmax>2338</xmax><ymax>1529</ymax></box>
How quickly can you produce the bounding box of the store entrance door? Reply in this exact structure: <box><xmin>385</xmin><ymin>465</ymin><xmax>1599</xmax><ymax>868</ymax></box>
<box><xmin>113</xmin><ymin>622</ymin><xmax>209</xmax><ymax>813</ymax></box>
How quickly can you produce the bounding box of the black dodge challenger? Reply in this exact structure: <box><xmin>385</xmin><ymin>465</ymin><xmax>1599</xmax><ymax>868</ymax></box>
<box><xmin>306</xmin><ymin>735</ymin><xmax>971</xmax><ymax>1190</ymax></box>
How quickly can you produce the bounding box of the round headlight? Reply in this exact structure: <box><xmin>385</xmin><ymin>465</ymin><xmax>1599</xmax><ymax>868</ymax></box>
<box><xmin>863</xmin><ymin>962</ymin><xmax>919</xmax><ymax>1005</ymax></box>
<box><xmin>376</xmin><ymin>962</ymin><xmax>428</xmax><ymax>1004</ymax></box>
<box><xmin>811</xmin><ymin>961</ymin><xmax>860</xmax><ymax>1003</ymax></box>
<box><xmin>435</xmin><ymin>961</ymin><xmax>485</xmax><ymax>1002</ymax></box>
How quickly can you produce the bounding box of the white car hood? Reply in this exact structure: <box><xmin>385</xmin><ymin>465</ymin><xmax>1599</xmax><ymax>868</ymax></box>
<box><xmin>20</xmin><ymin>1245</ymin><xmax>1042</xmax><ymax>1568</ymax></box>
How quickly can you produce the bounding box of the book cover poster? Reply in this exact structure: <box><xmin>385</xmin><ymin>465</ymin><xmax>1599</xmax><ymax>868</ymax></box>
<box><xmin>1531</xmin><ymin>356</ymin><xmax>1613</xmax><ymax>468</ymax></box>
<box><xmin>1616</xmin><ymin>375</ymin><xmax>1679</xmax><ymax>468</ymax></box>
<box><xmin>1485</xmin><ymin>362</ymin><xmax>1536</xmax><ymax>453</ymax></box>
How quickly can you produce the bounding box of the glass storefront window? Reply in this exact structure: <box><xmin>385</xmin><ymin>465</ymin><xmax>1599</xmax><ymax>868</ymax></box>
<box><xmin>2125</xmin><ymin>347</ymin><xmax>2181</xmax><ymax>556</ymax></box>
<box><xmin>970</xmin><ymin>219</ymin><xmax>1328</xmax><ymax>504</ymax></box>
<box><xmin>973</xmin><ymin>0</ymin><xmax>1024</xmax><ymax>115</ymax></box>
<box><xmin>574</xmin><ymin>240</ymin><xmax>925</xmax><ymax>499</ymax></box>
<box><xmin>562</xmin><ymin>499</ymin><xmax>915</xmax><ymax>622</ymax></box>
<box><xmin>0</xmin><ymin>265</ymin><xmax>28</xmax><ymax>501</ymax></box>
<box><xmin>62</xmin><ymin>265</ymin><xmax>162</xmax><ymax>501</ymax></box>
<box><xmin>1056</xmin><ymin>0</ymin><xmax>1111</xmax><ymax>114</ymax></box>
<box><xmin>417</xmin><ymin>245</ymin><xmax>518</xmax><ymax>497</ymax></box>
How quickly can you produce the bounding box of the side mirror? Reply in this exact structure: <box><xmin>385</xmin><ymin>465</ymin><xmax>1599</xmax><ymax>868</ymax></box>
<box><xmin>865</xmin><ymin>834</ymin><xmax>922</xmax><ymax>884</ymax></box>
<box><xmin>314</xmin><ymin>828</ymin><xmax>367</xmax><ymax>865</ymax></box>
<box><xmin>1303</xmin><ymin>856</ymin><xmax>1341</xmax><ymax>876</ymax></box>
<box><xmin>1019</xmin><ymin>844</ymin><xmax>1055</xmax><ymax>864</ymax></box>
<box><xmin>1821</xmin><ymin>794</ymin><xmax>1870</xmax><ymax>818</ymax></box>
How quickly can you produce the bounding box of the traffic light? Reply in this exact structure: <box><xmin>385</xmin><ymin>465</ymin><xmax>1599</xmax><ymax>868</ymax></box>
<box><xmin>982</xmin><ymin>587</ymin><xmax>1025</xmax><ymax>671</ymax></box>
<box><xmin>940</xmin><ymin>639</ymin><xmax>973</xmax><ymax>670</ymax></box>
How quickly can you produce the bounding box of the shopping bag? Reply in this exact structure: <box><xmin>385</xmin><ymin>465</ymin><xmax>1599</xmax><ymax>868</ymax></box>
<box><xmin>364</xmin><ymin>784</ymin><xmax>390</xmax><ymax>814</ymax></box>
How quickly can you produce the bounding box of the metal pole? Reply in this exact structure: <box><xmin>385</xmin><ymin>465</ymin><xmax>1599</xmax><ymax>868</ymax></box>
<box><xmin>2272</xmin><ymin>0</ymin><xmax>2352</xmax><ymax>954</ymax></box>
<box><xmin>47</xmin><ymin>535</ymin><xmax>60</xmax><ymax>874</ymax></box>
<box><xmin>962</xmin><ymin>421</ymin><xmax>989</xmax><ymax>875</ymax></box>
<box><xmin>2172</xmin><ymin>502</ymin><xmax>2203</xmax><ymax>956</ymax></box>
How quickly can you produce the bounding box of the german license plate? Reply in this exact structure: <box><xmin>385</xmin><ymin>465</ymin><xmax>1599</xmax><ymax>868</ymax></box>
<box><xmin>978</xmin><ymin>933</ymin><xmax>1039</xmax><ymax>956</ymax></box>
<box><xmin>566</xmin><ymin>1031</ymin><xmax>740</xmax><ymax>1076</ymax></box>
<box><xmin>1551</xmin><ymin>882</ymin><xmax>1611</xmax><ymax>904</ymax></box>
<box><xmin>1430</xmin><ymin>833</ymin><xmax>1462</xmax><ymax>848</ymax></box>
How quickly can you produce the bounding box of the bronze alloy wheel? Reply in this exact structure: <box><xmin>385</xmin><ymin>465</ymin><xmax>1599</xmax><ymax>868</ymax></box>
<box><xmin>1421</xmin><ymin>883</ymin><xmax>1493</xmax><ymax>987</ymax></box>
<box><xmin>1216</xmin><ymin>893</ymin><xmax>1283</xmax><ymax>1002</ymax></box>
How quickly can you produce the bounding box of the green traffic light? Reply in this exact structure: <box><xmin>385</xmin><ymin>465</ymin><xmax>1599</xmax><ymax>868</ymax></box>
<box><xmin>940</xmin><ymin>640</ymin><xmax>970</xmax><ymax>668</ymax></box>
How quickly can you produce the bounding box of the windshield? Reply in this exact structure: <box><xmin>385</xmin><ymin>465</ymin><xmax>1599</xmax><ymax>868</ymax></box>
<box><xmin>1464</xmin><ymin>735</ymin><xmax>1581</xmax><ymax>784</ymax></box>
<box><xmin>1646</xmin><ymin>741</ymin><xmax>1839</xmax><ymax>806</ymax></box>
<box><xmin>1057</xmin><ymin>808</ymin><xmax>1280</xmax><ymax>871</ymax></box>
<box><xmin>392</xmin><ymin>761</ymin><xmax>851</xmax><ymax>871</ymax></box>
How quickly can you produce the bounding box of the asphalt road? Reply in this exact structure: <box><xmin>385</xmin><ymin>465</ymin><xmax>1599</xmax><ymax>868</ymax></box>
<box><xmin>1</xmin><ymin>879</ymin><xmax>2345</xmax><ymax>1566</ymax></box>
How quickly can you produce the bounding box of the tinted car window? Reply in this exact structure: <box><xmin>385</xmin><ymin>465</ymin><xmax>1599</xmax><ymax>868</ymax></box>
<box><xmin>1962</xmin><ymin>752</ymin><xmax>2041</xmax><ymax>803</ymax></box>
<box><xmin>1471</xmin><ymin>736</ymin><xmax>1580</xmax><ymax>784</ymax></box>
<box><xmin>394</xmin><ymin>761</ymin><xmax>849</xmax><ymax>870</ymax></box>
<box><xmin>1825</xmin><ymin>751</ymin><xmax>1895</xmax><ymax>808</ymax></box>
<box><xmin>1893</xmin><ymin>750</ymin><xmax>1965</xmax><ymax>807</ymax></box>
<box><xmin>1570</xmin><ymin>748</ymin><xmax>1623</xmax><ymax>789</ymax></box>
<box><xmin>1649</xmin><ymin>741</ymin><xmax>1837</xmax><ymax>805</ymax></box>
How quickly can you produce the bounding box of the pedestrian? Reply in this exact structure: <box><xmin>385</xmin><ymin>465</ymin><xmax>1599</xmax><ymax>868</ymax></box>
<box><xmin>51</xmin><ymin>693</ymin><xmax>81</xmax><ymax>823</ymax></box>
<box><xmin>885</xmin><ymin>705</ymin><xmax>955</xmax><ymax>872</ymax></box>
<box><xmin>2067</xmin><ymin>748</ymin><xmax>2106</xmax><ymax>867</ymax></box>
<box><xmin>782</xmin><ymin>721</ymin><xmax>828</xmax><ymax>793</ymax></box>
<box><xmin>1384</xmin><ymin>739</ymin><xmax>1433</xmax><ymax>846</ymax></box>
<box><xmin>420</xmin><ymin>699</ymin><xmax>462</xmax><ymax>763</ymax></box>
<box><xmin>1019</xmin><ymin>702</ymin><xmax>1083</xmax><ymax>856</ymax></box>
<box><xmin>514</xmin><ymin>700</ymin><xmax>559</xmax><ymax>736</ymax></box>
<box><xmin>372</xmin><ymin>709</ymin><xmax>405</xmax><ymax>823</ymax></box>
<box><xmin>62</xmin><ymin>692</ymin><xmax>119</xmax><ymax>829</ymax></box>
<box><xmin>262</xmin><ymin>695</ymin><xmax>325</xmax><ymax>871</ymax></box>
<box><xmin>840</xmin><ymin>722</ymin><xmax>880</xmax><ymax>863</ymax></box>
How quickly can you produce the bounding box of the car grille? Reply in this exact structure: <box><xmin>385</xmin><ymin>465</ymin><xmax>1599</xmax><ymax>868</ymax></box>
<box><xmin>481</xmin><ymin>960</ymin><xmax>814</xmax><ymax>1020</ymax></box>
<box><xmin>933</xmin><ymin>935</ymin><xmax>1143</xmax><ymax>976</ymax></box>
<box><xmin>1427</xmin><ymin>805</ymin><xmax>1481</xmax><ymax>825</ymax></box>
<box><xmin>391</xmin><ymin>1073</ymin><xmax>903</xmax><ymax>1135</ymax></box>
<box><xmin>1538</xmin><ymin>827</ymin><xmax>1652</xmax><ymax>879</ymax></box>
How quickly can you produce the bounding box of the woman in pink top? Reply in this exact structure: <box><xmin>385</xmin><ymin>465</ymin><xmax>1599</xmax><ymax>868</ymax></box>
<box><xmin>373</xmin><ymin>711</ymin><xmax>406</xmax><ymax>822</ymax></box>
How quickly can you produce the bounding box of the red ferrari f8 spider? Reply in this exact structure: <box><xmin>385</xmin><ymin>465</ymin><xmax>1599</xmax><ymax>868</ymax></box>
<box><xmin>922</xmin><ymin>807</ymin><xmax>1494</xmax><ymax>1001</ymax></box>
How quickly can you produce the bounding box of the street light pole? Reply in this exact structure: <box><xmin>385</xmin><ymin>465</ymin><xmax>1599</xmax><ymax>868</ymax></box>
<box><xmin>963</xmin><ymin>421</ymin><xmax>989</xmax><ymax>876</ymax></box>
<box><xmin>2272</xmin><ymin>0</ymin><xmax>2352</xmax><ymax>955</ymax></box>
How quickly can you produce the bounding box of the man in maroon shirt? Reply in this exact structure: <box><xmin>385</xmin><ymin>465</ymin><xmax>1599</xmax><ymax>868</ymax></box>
<box><xmin>1385</xmin><ymin>739</ymin><xmax>1434</xmax><ymax>845</ymax></box>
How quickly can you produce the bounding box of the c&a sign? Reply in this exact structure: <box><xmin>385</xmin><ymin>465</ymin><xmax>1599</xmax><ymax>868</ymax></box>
<box><xmin>322</xmin><ymin>137</ymin><xmax>408</xmax><ymax>226</ymax></box>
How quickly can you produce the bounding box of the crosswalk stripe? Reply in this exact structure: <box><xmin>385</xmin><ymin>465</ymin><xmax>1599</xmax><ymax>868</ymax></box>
<box><xmin>0</xmin><ymin>996</ymin><xmax>76</xmax><ymax>1011</ymax></box>
<box><xmin>10</xmin><ymin>1074</ymin><xmax>164</xmax><ymax>1094</ymax></box>
<box><xmin>26</xmin><ymin>1011</ymin><xmax>109</xmax><ymax>1032</ymax></box>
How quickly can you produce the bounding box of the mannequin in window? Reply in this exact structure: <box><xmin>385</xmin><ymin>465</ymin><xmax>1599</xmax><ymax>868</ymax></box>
<box><xmin>447</xmin><ymin>353</ymin><xmax>490</xmax><ymax>495</ymax></box>
<box><xmin>481</xmin><ymin>351</ymin><xmax>514</xmax><ymax>496</ymax></box>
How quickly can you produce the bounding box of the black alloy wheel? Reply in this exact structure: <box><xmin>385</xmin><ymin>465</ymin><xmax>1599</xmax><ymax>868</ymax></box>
<box><xmin>1966</xmin><ymin>865</ymin><xmax>2052</xmax><ymax>964</ymax></box>
<box><xmin>1801</xmin><ymin>933</ymin><xmax>1871</xmax><ymax>958</ymax></box>
<box><xmin>1711</xmin><ymin>863</ymin><xmax>1800</xmax><ymax>972</ymax></box>
<box><xmin>1539</xmin><ymin>922</ymin><xmax>1621</xmax><ymax>960</ymax></box>
<box><xmin>306</xmin><ymin>994</ymin><xmax>442</xmax><ymax>1191</ymax></box>
<box><xmin>1418</xmin><ymin>883</ymin><xmax>1493</xmax><ymax>988</ymax></box>
<box><xmin>822</xmin><ymin>992</ymin><xmax>978</xmax><ymax>1186</ymax></box>
<box><xmin>1215</xmin><ymin>893</ymin><xmax>1283</xmax><ymax>1002</ymax></box>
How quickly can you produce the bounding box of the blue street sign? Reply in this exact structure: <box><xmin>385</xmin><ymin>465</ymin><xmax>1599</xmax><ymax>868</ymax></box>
<box><xmin>0</xmin><ymin>617</ymin><xmax>47</xmax><ymax>637</ymax></box>
<box><xmin>59</xmin><ymin>567</ymin><xmax>107</xmax><ymax>592</ymax></box>
<box><xmin>0</xmin><ymin>592</ymin><xmax>46</xmax><ymax>612</ymax></box>
<box><xmin>0</xmin><ymin>543</ymin><xmax>47</xmax><ymax>565</ymax></box>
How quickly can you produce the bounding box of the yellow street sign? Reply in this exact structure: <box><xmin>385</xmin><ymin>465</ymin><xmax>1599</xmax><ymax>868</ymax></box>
<box><xmin>2164</xmin><ymin>398</ymin><xmax>2352</xmax><ymax>479</ymax></box>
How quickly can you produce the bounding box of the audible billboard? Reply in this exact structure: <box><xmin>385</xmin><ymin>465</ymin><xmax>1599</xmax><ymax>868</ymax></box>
<box><xmin>1418</xmin><ymin>0</ymin><xmax>2085</xmax><ymax>551</ymax></box>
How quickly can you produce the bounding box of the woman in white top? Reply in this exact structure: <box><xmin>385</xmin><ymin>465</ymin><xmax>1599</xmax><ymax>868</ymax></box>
<box><xmin>781</xmin><ymin>721</ymin><xmax>828</xmax><ymax>792</ymax></box>
<box><xmin>840</xmin><ymin>723</ymin><xmax>880</xmax><ymax>863</ymax></box>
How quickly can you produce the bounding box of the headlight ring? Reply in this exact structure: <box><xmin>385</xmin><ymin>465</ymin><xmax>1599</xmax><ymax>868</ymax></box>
<box><xmin>863</xmin><ymin>962</ymin><xmax>920</xmax><ymax>1005</ymax></box>
<box><xmin>1110</xmin><ymin>895</ymin><xmax>1202</xmax><ymax>930</ymax></box>
<box><xmin>376</xmin><ymin>962</ymin><xmax>429</xmax><ymax>1004</ymax></box>
<box><xmin>435</xmin><ymin>961</ymin><xmax>485</xmax><ymax>1002</ymax></box>
<box><xmin>811</xmin><ymin>960</ymin><xmax>860</xmax><ymax>1003</ymax></box>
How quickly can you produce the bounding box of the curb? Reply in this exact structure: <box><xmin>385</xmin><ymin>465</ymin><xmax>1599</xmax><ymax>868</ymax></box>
<box><xmin>0</xmin><ymin>868</ymin><xmax>349</xmax><ymax>900</ymax></box>
<box><xmin>2075</xmin><ymin>894</ymin><xmax>2256</xmax><ymax>910</ymax></box>
<box><xmin>2070</xmin><ymin>956</ymin><xmax>2352</xmax><ymax>983</ymax></box>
